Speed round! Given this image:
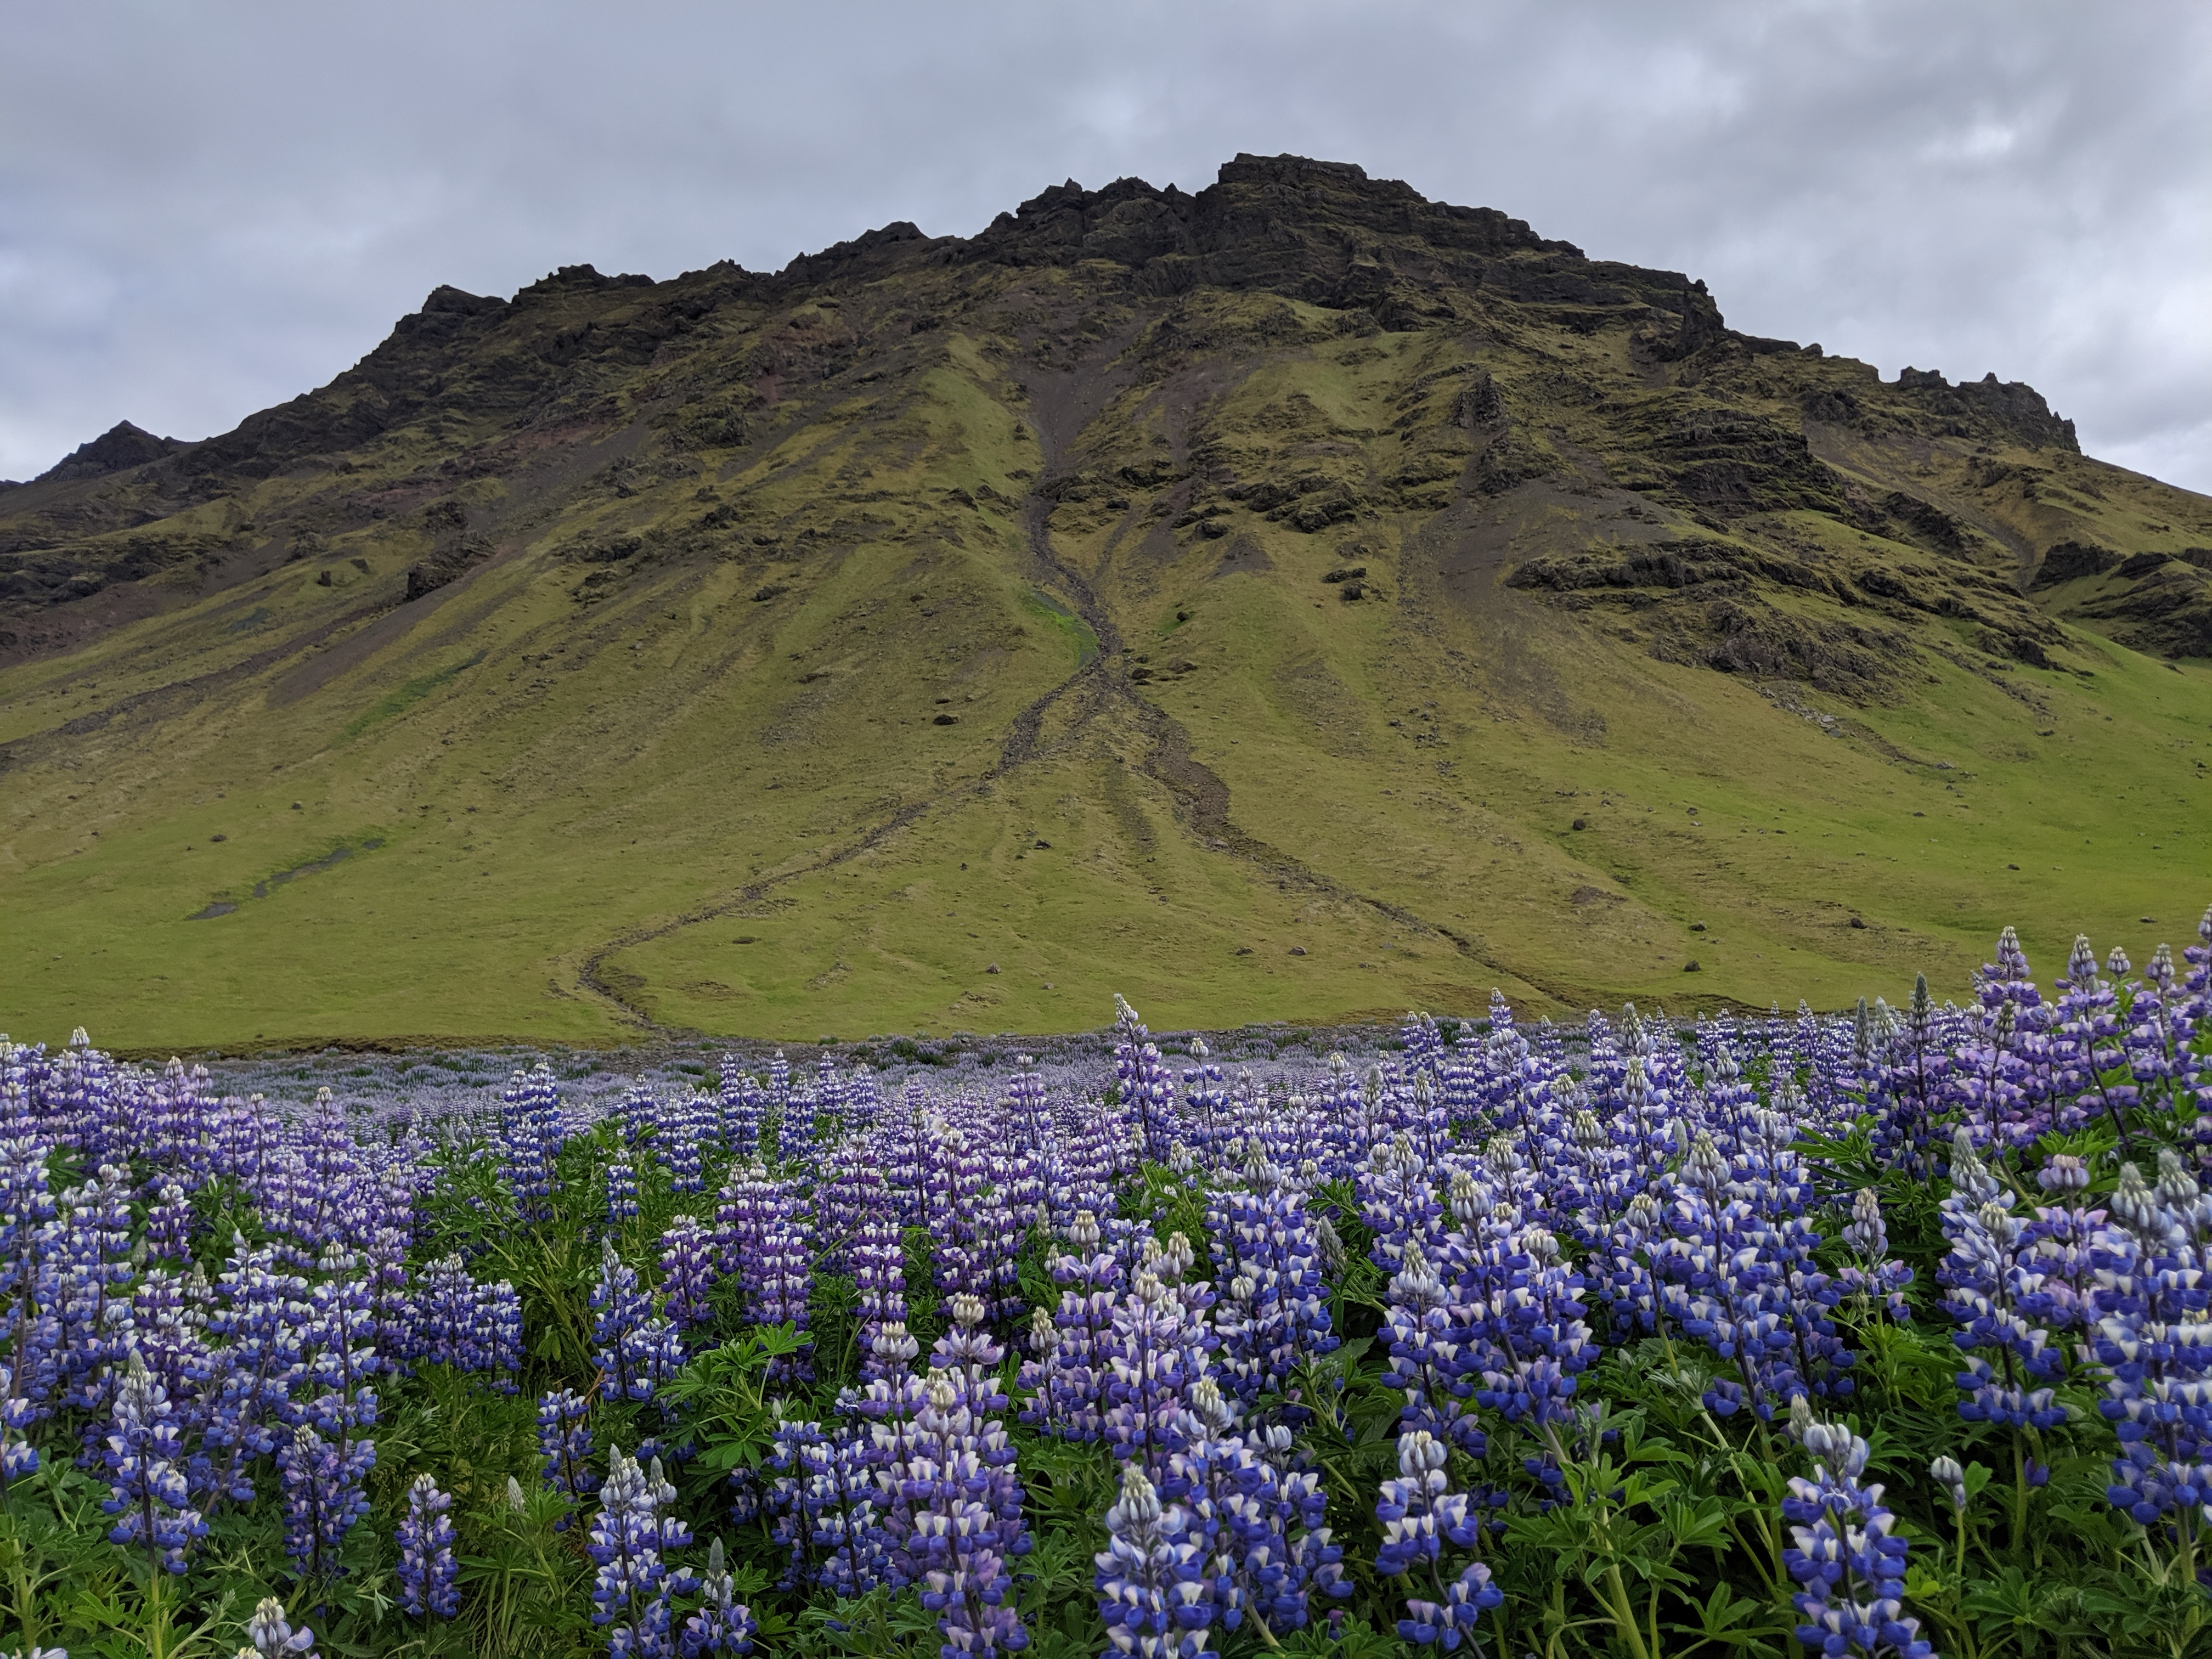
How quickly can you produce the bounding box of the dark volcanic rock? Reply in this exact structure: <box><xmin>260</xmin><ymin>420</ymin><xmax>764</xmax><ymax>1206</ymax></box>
<box><xmin>404</xmin><ymin>533</ymin><xmax>496</xmax><ymax>601</ymax></box>
<box><xmin>2030</xmin><ymin>540</ymin><xmax>2122</xmax><ymax>587</ymax></box>
<box><xmin>35</xmin><ymin>421</ymin><xmax>181</xmax><ymax>483</ymax></box>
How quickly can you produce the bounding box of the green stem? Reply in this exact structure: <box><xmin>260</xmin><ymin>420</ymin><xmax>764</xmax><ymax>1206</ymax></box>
<box><xmin>145</xmin><ymin>1564</ymin><xmax>167</xmax><ymax>1659</ymax></box>
<box><xmin>1601</xmin><ymin>1561</ymin><xmax>1655</xmax><ymax>1659</ymax></box>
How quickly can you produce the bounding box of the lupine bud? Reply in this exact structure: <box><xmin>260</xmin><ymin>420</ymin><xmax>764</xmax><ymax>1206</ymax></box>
<box><xmin>2036</xmin><ymin>1154</ymin><xmax>2090</xmax><ymax>1194</ymax></box>
<box><xmin>1314</xmin><ymin>1217</ymin><xmax>1346</xmax><ymax>1278</ymax></box>
<box><xmin>1786</xmin><ymin>1396</ymin><xmax>1815</xmax><ymax>1444</ymax></box>
<box><xmin>2155</xmin><ymin>1148</ymin><xmax>2198</xmax><ymax>1209</ymax></box>
<box><xmin>1843</xmin><ymin>1189</ymin><xmax>1888</xmax><ymax>1259</ymax></box>
<box><xmin>2111</xmin><ymin>1163</ymin><xmax>2158</xmax><ymax>1232</ymax></box>
<box><xmin>1931</xmin><ymin>1455</ymin><xmax>1968</xmax><ymax>1512</ymax></box>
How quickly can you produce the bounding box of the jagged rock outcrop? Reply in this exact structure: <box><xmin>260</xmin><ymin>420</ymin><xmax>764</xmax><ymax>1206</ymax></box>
<box><xmin>32</xmin><ymin>420</ymin><xmax>181</xmax><ymax>484</ymax></box>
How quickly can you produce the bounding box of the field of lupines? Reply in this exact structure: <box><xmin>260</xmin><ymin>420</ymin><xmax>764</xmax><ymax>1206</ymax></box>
<box><xmin>4</xmin><ymin>912</ymin><xmax>2212</xmax><ymax>1658</ymax></box>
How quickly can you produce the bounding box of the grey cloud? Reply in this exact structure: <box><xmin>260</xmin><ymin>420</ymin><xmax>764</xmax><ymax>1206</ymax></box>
<box><xmin>3</xmin><ymin>0</ymin><xmax>2204</xmax><ymax>489</ymax></box>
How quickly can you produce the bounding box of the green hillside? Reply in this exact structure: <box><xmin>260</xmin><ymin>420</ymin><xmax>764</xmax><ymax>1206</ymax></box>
<box><xmin>3</xmin><ymin>154</ymin><xmax>2208</xmax><ymax>1048</ymax></box>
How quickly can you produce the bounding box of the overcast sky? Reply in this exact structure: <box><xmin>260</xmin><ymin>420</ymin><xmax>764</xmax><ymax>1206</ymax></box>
<box><xmin>3</xmin><ymin>1</ymin><xmax>2205</xmax><ymax>492</ymax></box>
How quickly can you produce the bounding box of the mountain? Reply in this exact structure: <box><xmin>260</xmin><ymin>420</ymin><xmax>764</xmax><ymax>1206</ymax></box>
<box><xmin>2</xmin><ymin>153</ymin><xmax>2208</xmax><ymax>1050</ymax></box>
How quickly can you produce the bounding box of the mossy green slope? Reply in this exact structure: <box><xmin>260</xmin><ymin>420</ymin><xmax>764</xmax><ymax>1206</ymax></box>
<box><xmin>2</xmin><ymin>155</ymin><xmax>2208</xmax><ymax>1048</ymax></box>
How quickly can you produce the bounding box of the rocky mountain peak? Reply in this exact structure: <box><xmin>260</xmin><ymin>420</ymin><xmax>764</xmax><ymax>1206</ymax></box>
<box><xmin>32</xmin><ymin>420</ymin><xmax>181</xmax><ymax>485</ymax></box>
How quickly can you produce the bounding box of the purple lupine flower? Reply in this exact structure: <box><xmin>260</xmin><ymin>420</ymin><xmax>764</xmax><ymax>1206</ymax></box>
<box><xmin>1380</xmin><ymin>1240</ymin><xmax>1485</xmax><ymax>1459</ymax></box>
<box><xmin>852</xmin><ymin>1215</ymin><xmax>909</xmax><ymax>1381</ymax></box>
<box><xmin>924</xmin><ymin>1296</ymin><xmax>1029</xmax><ymax>1559</ymax></box>
<box><xmin>1782</xmin><ymin>1418</ymin><xmax>1932</xmax><ymax>1659</ymax></box>
<box><xmin>843</xmin><ymin>1328</ymin><xmax>927</xmax><ymax>1576</ymax></box>
<box><xmin>497</xmin><ymin>1064</ymin><xmax>565</xmax><ymax>1221</ymax></box>
<box><xmin>773</xmin><ymin>1052</ymin><xmax>814</xmax><ymax>1165</ymax></box>
<box><xmin>1168</xmin><ymin>1376</ymin><xmax>1256</xmax><ymax>1632</ymax></box>
<box><xmin>590</xmin><ymin>1447</ymin><xmax>696</xmax><ymax>1658</ymax></box>
<box><xmin>761</xmin><ymin>1412</ymin><xmax>827</xmax><ymax>1589</ymax></box>
<box><xmin>1464</xmin><ymin>1221</ymin><xmax>1599</xmax><ymax>1438</ymax></box>
<box><xmin>1181</xmin><ymin>1039</ymin><xmax>1233</xmax><ymax>1168</ymax></box>
<box><xmin>1838</xmin><ymin>1190</ymin><xmax>1915</xmax><ymax>1323</ymax></box>
<box><xmin>196</xmin><ymin>1235</ymin><xmax>306</xmax><ymax>1509</ymax></box>
<box><xmin>607</xmin><ymin>1160</ymin><xmax>640</xmax><ymax>1225</ymax></box>
<box><xmin>797</xmin><ymin>1414</ymin><xmax>889</xmax><ymax>1598</ymax></box>
<box><xmin>0</xmin><ymin>1134</ymin><xmax>61</xmax><ymax>1423</ymax></box>
<box><xmin>482</xmin><ymin>1277</ymin><xmax>524</xmax><ymax>1390</ymax></box>
<box><xmin>659</xmin><ymin>1215</ymin><xmax>719</xmax><ymax>1336</ymax></box>
<box><xmin>664</xmin><ymin>1096</ymin><xmax>706</xmax><ymax>1195</ymax></box>
<box><xmin>1359</xmin><ymin>1133</ymin><xmax>1446</xmax><ymax>1274</ymax></box>
<box><xmin>1169</xmin><ymin>1374</ymin><xmax>1347</xmax><ymax>1635</ymax></box>
<box><xmin>616</xmin><ymin>1081</ymin><xmax>663</xmax><ymax>1155</ymax></box>
<box><xmin>101</xmin><ymin>1349</ymin><xmax>207</xmax><ymax>1574</ymax></box>
<box><xmin>811</xmin><ymin>1145</ymin><xmax>874</xmax><ymax>1277</ymax></box>
<box><xmin>298</xmin><ymin>1244</ymin><xmax>382</xmax><ymax>1439</ymax></box>
<box><xmin>846</xmin><ymin>1063</ymin><xmax>881</xmax><ymax>1138</ymax></box>
<box><xmin>718</xmin><ymin>1063</ymin><xmax>763</xmax><ymax>1162</ymax></box>
<box><xmin>813</xmin><ymin>1054</ymin><xmax>846</xmax><ymax>1144</ymax></box>
<box><xmin>245</xmin><ymin>1595</ymin><xmax>319</xmax><ymax>1657</ymax></box>
<box><xmin>2049</xmin><ymin>935</ymin><xmax>2134</xmax><ymax>1149</ymax></box>
<box><xmin>1115</xmin><ymin>997</ymin><xmax>1180</xmax><ymax>1167</ymax></box>
<box><xmin>0</xmin><ymin>1361</ymin><xmax>38</xmax><ymax>1492</ymax></box>
<box><xmin>422</xmin><ymin>1255</ymin><xmax>488</xmax><ymax>1372</ymax></box>
<box><xmin>1246</xmin><ymin>1419</ymin><xmax>1350</xmax><ymax>1630</ymax></box>
<box><xmin>1095</xmin><ymin>1460</ymin><xmax>1209</xmax><ymax>1658</ymax></box>
<box><xmin>1649</xmin><ymin>1130</ymin><xmax>1843</xmax><ymax>1421</ymax></box>
<box><xmin>145</xmin><ymin>1181</ymin><xmax>195</xmax><ymax>1265</ymax></box>
<box><xmin>1018</xmin><ymin>1210</ymin><xmax>1120</xmax><ymax>1441</ymax></box>
<box><xmin>539</xmin><ymin>1386</ymin><xmax>599</xmax><ymax>1511</ymax></box>
<box><xmin>397</xmin><ymin>1473</ymin><xmax>459</xmax><ymax>1618</ymax></box>
<box><xmin>931</xmin><ymin>1125</ymin><xmax>1023</xmax><ymax>1328</ymax></box>
<box><xmin>1099</xmin><ymin>1265</ymin><xmax>1212</xmax><ymax>1492</ymax></box>
<box><xmin>862</xmin><ymin>1301</ymin><xmax>1030</xmax><ymax>1641</ymax></box>
<box><xmin>679</xmin><ymin>1536</ymin><xmax>757</xmax><ymax>1656</ymax></box>
<box><xmin>592</xmin><ymin>1243</ymin><xmax>683</xmax><ymax>1404</ymax></box>
<box><xmin>276</xmin><ymin>1421</ymin><xmax>374</xmax><ymax>1583</ymax></box>
<box><xmin>714</xmin><ymin>1171</ymin><xmax>812</xmax><ymax>1381</ymax></box>
<box><xmin>2092</xmin><ymin>1151</ymin><xmax>2212</xmax><ymax>1531</ymax></box>
<box><xmin>1374</xmin><ymin>1429</ymin><xmax>1481</xmax><ymax>1584</ymax></box>
<box><xmin>1936</xmin><ymin>1133</ymin><xmax>2066</xmax><ymax>1432</ymax></box>
<box><xmin>1872</xmin><ymin>974</ymin><xmax>1949</xmax><ymax>1178</ymax></box>
<box><xmin>131</xmin><ymin>1266</ymin><xmax>215</xmax><ymax>1459</ymax></box>
<box><xmin>58</xmin><ymin>1163</ymin><xmax>137</xmax><ymax>1424</ymax></box>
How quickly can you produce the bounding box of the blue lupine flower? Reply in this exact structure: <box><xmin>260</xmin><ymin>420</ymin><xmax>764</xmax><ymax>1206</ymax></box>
<box><xmin>679</xmin><ymin>1536</ymin><xmax>757</xmax><ymax>1656</ymax></box>
<box><xmin>1781</xmin><ymin>1419</ymin><xmax>1932</xmax><ymax>1659</ymax></box>
<box><xmin>245</xmin><ymin>1594</ymin><xmax>319</xmax><ymax>1657</ymax></box>
<box><xmin>1095</xmin><ymin>1460</ymin><xmax>1209</xmax><ymax>1658</ymax></box>
<box><xmin>591</xmin><ymin>1447</ymin><xmax>696</xmax><ymax>1658</ymax></box>
<box><xmin>101</xmin><ymin>1349</ymin><xmax>207</xmax><ymax>1574</ymax></box>
<box><xmin>275</xmin><ymin>1421</ymin><xmax>373</xmax><ymax>1583</ymax></box>
<box><xmin>397</xmin><ymin>1473</ymin><xmax>459</xmax><ymax>1618</ymax></box>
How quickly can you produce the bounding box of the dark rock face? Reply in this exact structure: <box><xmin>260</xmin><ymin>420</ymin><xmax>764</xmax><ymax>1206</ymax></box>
<box><xmin>404</xmin><ymin>534</ymin><xmax>495</xmax><ymax>601</ymax></box>
<box><xmin>1648</xmin><ymin>414</ymin><xmax>1844</xmax><ymax>517</ymax></box>
<box><xmin>1891</xmin><ymin>368</ymin><xmax>2078</xmax><ymax>453</ymax></box>
<box><xmin>35</xmin><ymin>421</ymin><xmax>180</xmax><ymax>483</ymax></box>
<box><xmin>2032</xmin><ymin>540</ymin><xmax>2123</xmax><ymax>587</ymax></box>
<box><xmin>1</xmin><ymin>149</ymin><xmax>2200</xmax><ymax>685</ymax></box>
